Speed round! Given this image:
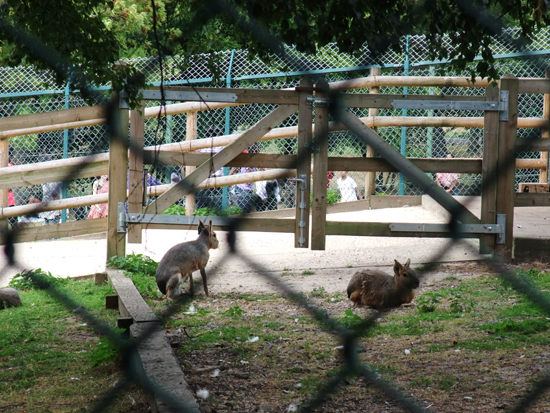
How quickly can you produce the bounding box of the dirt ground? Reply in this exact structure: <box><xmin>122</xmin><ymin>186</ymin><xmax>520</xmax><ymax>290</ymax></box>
<box><xmin>160</xmin><ymin>260</ymin><xmax>550</xmax><ymax>413</ymax></box>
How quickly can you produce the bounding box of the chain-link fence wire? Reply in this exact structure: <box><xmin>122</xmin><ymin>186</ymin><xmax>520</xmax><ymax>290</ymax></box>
<box><xmin>3</xmin><ymin>5</ymin><xmax>550</xmax><ymax>412</ymax></box>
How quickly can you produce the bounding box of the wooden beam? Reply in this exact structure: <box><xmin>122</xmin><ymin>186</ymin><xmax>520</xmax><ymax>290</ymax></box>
<box><xmin>328</xmin><ymin>157</ymin><xmax>483</xmax><ymax>174</ymax></box>
<box><xmin>517</xmin><ymin>78</ymin><xmax>550</xmax><ymax>94</ymax></box>
<box><xmin>338</xmin><ymin>93</ymin><xmax>486</xmax><ymax>109</ymax></box>
<box><xmin>185</xmin><ymin>112</ymin><xmax>197</xmax><ymax>216</ymax></box>
<box><xmin>311</xmin><ymin>79</ymin><xmax>329</xmax><ymax>251</ymax></box>
<box><xmin>144</xmin><ymin>104</ymin><xmax>298</xmax><ymax>214</ymax></box>
<box><xmin>147</xmin><ymin>86</ymin><xmax>300</xmax><ymax>105</ymax></box>
<box><xmin>128</xmin><ymin>105</ymin><xmax>145</xmax><ymax>243</ymax></box>
<box><xmin>480</xmin><ymin>84</ymin><xmax>500</xmax><ymax>254</ymax></box>
<box><xmin>107</xmin><ymin>93</ymin><xmax>129</xmax><ymax>261</ymax></box>
<box><xmin>365</xmin><ymin>66</ymin><xmax>380</xmax><ymax>197</ymax></box>
<box><xmin>5</xmin><ymin>218</ymin><xmax>107</xmax><ymax>244</ymax></box>
<box><xmin>328</xmin><ymin>76</ymin><xmax>491</xmax><ymax>91</ymax></box>
<box><xmin>296</xmin><ymin>77</ymin><xmax>313</xmax><ymax>248</ymax></box>
<box><xmin>495</xmin><ymin>76</ymin><xmax>519</xmax><ymax>262</ymax></box>
<box><xmin>540</xmin><ymin>69</ymin><xmax>550</xmax><ymax>183</ymax></box>
<box><xmin>515</xmin><ymin>192</ymin><xmax>550</xmax><ymax>206</ymax></box>
<box><xmin>0</xmin><ymin>105</ymin><xmax>108</xmax><ymax>133</ymax></box>
<box><xmin>0</xmin><ymin>154</ymin><xmax>109</xmax><ymax>189</ymax></box>
<box><xmin>139</xmin><ymin>218</ymin><xmax>296</xmax><ymax>233</ymax></box>
<box><xmin>325</xmin><ymin>221</ymin><xmax>483</xmax><ymax>238</ymax></box>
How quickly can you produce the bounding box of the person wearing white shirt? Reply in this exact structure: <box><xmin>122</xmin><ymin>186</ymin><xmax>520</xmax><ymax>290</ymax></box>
<box><xmin>337</xmin><ymin>171</ymin><xmax>362</xmax><ymax>202</ymax></box>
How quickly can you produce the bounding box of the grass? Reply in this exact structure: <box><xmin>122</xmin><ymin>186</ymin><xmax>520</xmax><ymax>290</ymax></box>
<box><xmin>7</xmin><ymin>257</ymin><xmax>550</xmax><ymax>412</ymax></box>
<box><xmin>0</xmin><ymin>269</ymin><xmax>148</xmax><ymax>412</ymax></box>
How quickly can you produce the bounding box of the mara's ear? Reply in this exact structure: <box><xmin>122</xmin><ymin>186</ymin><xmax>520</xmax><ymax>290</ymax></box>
<box><xmin>405</xmin><ymin>258</ymin><xmax>411</xmax><ymax>269</ymax></box>
<box><xmin>198</xmin><ymin>220</ymin><xmax>205</xmax><ymax>234</ymax></box>
<box><xmin>394</xmin><ymin>259</ymin><xmax>403</xmax><ymax>275</ymax></box>
<box><xmin>208</xmin><ymin>220</ymin><xmax>213</xmax><ymax>233</ymax></box>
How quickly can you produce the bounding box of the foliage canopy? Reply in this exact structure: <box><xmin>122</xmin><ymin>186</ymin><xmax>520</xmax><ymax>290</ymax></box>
<box><xmin>0</xmin><ymin>0</ymin><xmax>548</xmax><ymax>90</ymax></box>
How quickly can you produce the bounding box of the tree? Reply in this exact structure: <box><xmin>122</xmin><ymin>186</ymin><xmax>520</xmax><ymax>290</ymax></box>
<box><xmin>0</xmin><ymin>0</ymin><xmax>548</xmax><ymax>91</ymax></box>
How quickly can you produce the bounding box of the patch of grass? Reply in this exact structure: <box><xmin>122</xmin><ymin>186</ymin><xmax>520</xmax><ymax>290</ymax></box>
<box><xmin>302</xmin><ymin>270</ymin><xmax>316</xmax><ymax>275</ymax></box>
<box><xmin>439</xmin><ymin>374</ymin><xmax>456</xmax><ymax>389</ymax></box>
<box><xmin>309</xmin><ymin>286</ymin><xmax>328</xmax><ymax>298</ymax></box>
<box><xmin>0</xmin><ymin>276</ymin><xmax>147</xmax><ymax>410</ymax></box>
<box><xmin>107</xmin><ymin>253</ymin><xmax>162</xmax><ymax>299</ymax></box>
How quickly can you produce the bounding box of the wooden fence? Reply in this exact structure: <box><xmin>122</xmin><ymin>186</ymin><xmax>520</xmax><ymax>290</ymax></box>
<box><xmin>1</xmin><ymin>73</ymin><xmax>550</xmax><ymax>262</ymax></box>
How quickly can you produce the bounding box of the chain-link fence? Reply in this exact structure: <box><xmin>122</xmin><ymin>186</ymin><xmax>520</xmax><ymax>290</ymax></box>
<box><xmin>2</xmin><ymin>30</ymin><xmax>550</xmax><ymax>218</ymax></box>
<box><xmin>2</xmin><ymin>16</ymin><xmax>550</xmax><ymax>412</ymax></box>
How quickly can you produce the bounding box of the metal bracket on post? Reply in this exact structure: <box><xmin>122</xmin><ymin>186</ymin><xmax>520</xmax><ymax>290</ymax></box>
<box><xmin>389</xmin><ymin>219</ymin><xmax>505</xmax><ymax>244</ymax></box>
<box><xmin>496</xmin><ymin>214</ymin><xmax>506</xmax><ymax>244</ymax></box>
<box><xmin>499</xmin><ymin>91</ymin><xmax>509</xmax><ymax>121</ymax></box>
<box><xmin>391</xmin><ymin>99</ymin><xmax>508</xmax><ymax>114</ymax></box>
<box><xmin>287</xmin><ymin>174</ymin><xmax>307</xmax><ymax>246</ymax></box>
<box><xmin>306</xmin><ymin>96</ymin><xmax>315</xmax><ymax>106</ymax></box>
<box><xmin>117</xmin><ymin>202</ymin><xmax>127</xmax><ymax>233</ymax></box>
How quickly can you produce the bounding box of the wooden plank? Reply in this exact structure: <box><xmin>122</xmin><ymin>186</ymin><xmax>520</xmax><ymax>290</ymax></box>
<box><xmin>518</xmin><ymin>78</ymin><xmax>550</xmax><ymax>94</ymax></box>
<box><xmin>144</xmin><ymin>104</ymin><xmax>298</xmax><ymax>215</ymax></box>
<box><xmin>311</xmin><ymin>79</ymin><xmax>329</xmax><ymax>250</ymax></box>
<box><xmin>515</xmin><ymin>192</ymin><xmax>550</xmax><ymax>206</ymax></box>
<box><xmin>325</xmin><ymin>221</ymin><xmax>483</xmax><ymax>238</ymax></box>
<box><xmin>140</xmin><ymin>218</ymin><xmax>296</xmax><ymax>233</ymax></box>
<box><xmin>185</xmin><ymin>112</ymin><xmax>197</xmax><ymax>216</ymax></box>
<box><xmin>107</xmin><ymin>93</ymin><xmax>129</xmax><ymax>261</ymax></box>
<box><xmin>540</xmin><ymin>69</ymin><xmax>550</xmax><ymax>183</ymax></box>
<box><xmin>0</xmin><ymin>154</ymin><xmax>109</xmax><ymax>189</ymax></box>
<box><xmin>495</xmin><ymin>76</ymin><xmax>519</xmax><ymax>261</ymax></box>
<box><xmin>518</xmin><ymin>138</ymin><xmax>550</xmax><ymax>152</ymax></box>
<box><xmin>128</xmin><ymin>105</ymin><xmax>145</xmax><ymax>243</ymax></box>
<box><xmin>3</xmin><ymin>218</ymin><xmax>107</xmax><ymax>244</ymax></box>
<box><xmin>328</xmin><ymin>157</ymin><xmax>483</xmax><ymax>174</ymax></box>
<box><xmin>147</xmin><ymin>86</ymin><xmax>300</xmax><ymax>105</ymax></box>
<box><xmin>0</xmin><ymin>105</ymin><xmax>108</xmax><ymax>133</ymax></box>
<box><xmin>365</xmin><ymin>67</ymin><xmax>381</xmax><ymax>197</ymax></box>
<box><xmin>106</xmin><ymin>269</ymin><xmax>158</xmax><ymax>322</ymax></box>
<box><xmin>328</xmin><ymin>76</ymin><xmax>491</xmax><ymax>91</ymax></box>
<box><xmin>148</xmin><ymin>152</ymin><xmax>299</xmax><ymax>169</ymax></box>
<box><xmin>337</xmin><ymin>93</ymin><xmax>486</xmax><ymax>109</ymax></box>
<box><xmin>0</xmin><ymin>135</ymin><xmax>9</xmax><ymax>229</ymax></box>
<box><xmin>480</xmin><ymin>84</ymin><xmax>500</xmax><ymax>254</ymax></box>
<box><xmin>296</xmin><ymin>77</ymin><xmax>312</xmax><ymax>248</ymax></box>
<box><xmin>130</xmin><ymin>322</ymin><xmax>201</xmax><ymax>413</ymax></box>
<box><xmin>0</xmin><ymin>118</ymin><xmax>108</xmax><ymax>140</ymax></box>
<box><xmin>518</xmin><ymin>183</ymin><xmax>549</xmax><ymax>193</ymax></box>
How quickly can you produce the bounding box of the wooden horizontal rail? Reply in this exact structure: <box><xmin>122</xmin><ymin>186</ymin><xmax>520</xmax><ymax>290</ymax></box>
<box><xmin>0</xmin><ymin>105</ymin><xmax>108</xmax><ymax>133</ymax></box>
<box><xmin>1</xmin><ymin>108</ymin><xmax>548</xmax><ymax>140</ymax></box>
<box><xmin>325</xmin><ymin>221</ymin><xmax>483</xmax><ymax>238</ymax></box>
<box><xmin>138</xmin><ymin>218</ymin><xmax>296</xmax><ymax>233</ymax></box>
<box><xmin>8</xmin><ymin>217</ymin><xmax>107</xmax><ymax>244</ymax></box>
<box><xmin>514</xmin><ymin>193</ymin><xmax>550</xmax><ymax>207</ymax></box>
<box><xmin>0</xmin><ymin>169</ymin><xmax>296</xmax><ymax>218</ymax></box>
<box><xmin>148</xmin><ymin>86</ymin><xmax>300</xmax><ymax>104</ymax></box>
<box><xmin>338</xmin><ymin>93</ymin><xmax>486</xmax><ymax>109</ymax></box>
<box><xmin>516</xmin><ymin>138</ymin><xmax>550</xmax><ymax>152</ymax></box>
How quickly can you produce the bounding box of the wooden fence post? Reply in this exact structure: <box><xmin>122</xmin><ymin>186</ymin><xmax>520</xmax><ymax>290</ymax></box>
<box><xmin>185</xmin><ymin>111</ymin><xmax>197</xmax><ymax>216</ymax></box>
<box><xmin>495</xmin><ymin>76</ymin><xmax>518</xmax><ymax>262</ymax></box>
<box><xmin>295</xmin><ymin>77</ymin><xmax>313</xmax><ymax>248</ymax></box>
<box><xmin>365</xmin><ymin>66</ymin><xmax>381</xmax><ymax>198</ymax></box>
<box><xmin>0</xmin><ymin>138</ymin><xmax>9</xmax><ymax>231</ymax></box>
<box><xmin>480</xmin><ymin>83</ymin><xmax>500</xmax><ymax>254</ymax></box>
<box><xmin>540</xmin><ymin>68</ymin><xmax>550</xmax><ymax>184</ymax></box>
<box><xmin>107</xmin><ymin>93</ymin><xmax>129</xmax><ymax>260</ymax></box>
<box><xmin>128</xmin><ymin>103</ymin><xmax>145</xmax><ymax>244</ymax></box>
<box><xmin>311</xmin><ymin>79</ymin><xmax>329</xmax><ymax>250</ymax></box>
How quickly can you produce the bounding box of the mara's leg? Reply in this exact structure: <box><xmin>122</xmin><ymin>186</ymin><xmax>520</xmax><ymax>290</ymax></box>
<box><xmin>200</xmin><ymin>267</ymin><xmax>209</xmax><ymax>296</ymax></box>
<box><xmin>188</xmin><ymin>272</ymin><xmax>194</xmax><ymax>296</ymax></box>
<box><xmin>166</xmin><ymin>273</ymin><xmax>183</xmax><ymax>299</ymax></box>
